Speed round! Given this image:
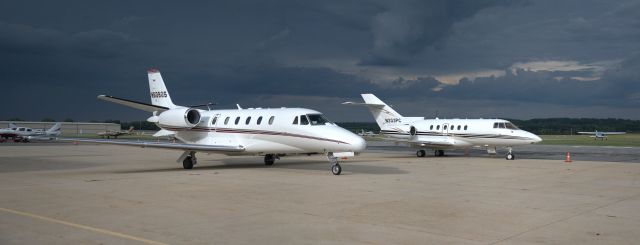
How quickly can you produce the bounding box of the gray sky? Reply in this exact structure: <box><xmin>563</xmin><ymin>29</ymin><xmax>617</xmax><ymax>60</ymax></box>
<box><xmin>2</xmin><ymin>0</ymin><xmax>640</xmax><ymax>121</ymax></box>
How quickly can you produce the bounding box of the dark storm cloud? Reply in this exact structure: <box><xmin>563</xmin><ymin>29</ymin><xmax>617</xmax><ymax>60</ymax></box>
<box><xmin>360</xmin><ymin>0</ymin><xmax>517</xmax><ymax>66</ymax></box>
<box><xmin>1</xmin><ymin>0</ymin><xmax>639</xmax><ymax>121</ymax></box>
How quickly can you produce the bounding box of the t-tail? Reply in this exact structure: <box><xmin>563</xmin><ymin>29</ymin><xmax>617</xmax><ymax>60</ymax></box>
<box><xmin>148</xmin><ymin>68</ymin><xmax>178</xmax><ymax>109</ymax></box>
<box><xmin>343</xmin><ymin>93</ymin><xmax>423</xmax><ymax>129</ymax></box>
<box><xmin>46</xmin><ymin>123</ymin><xmax>62</xmax><ymax>136</ymax></box>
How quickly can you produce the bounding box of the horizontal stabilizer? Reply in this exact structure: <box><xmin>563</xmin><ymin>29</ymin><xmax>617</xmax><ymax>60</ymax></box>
<box><xmin>342</xmin><ymin>101</ymin><xmax>385</xmax><ymax>108</ymax></box>
<box><xmin>153</xmin><ymin>129</ymin><xmax>175</xmax><ymax>137</ymax></box>
<box><xmin>98</xmin><ymin>95</ymin><xmax>169</xmax><ymax>112</ymax></box>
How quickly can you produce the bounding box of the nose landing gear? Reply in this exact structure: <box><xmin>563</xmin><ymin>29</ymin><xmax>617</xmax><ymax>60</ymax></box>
<box><xmin>327</xmin><ymin>153</ymin><xmax>342</xmax><ymax>175</ymax></box>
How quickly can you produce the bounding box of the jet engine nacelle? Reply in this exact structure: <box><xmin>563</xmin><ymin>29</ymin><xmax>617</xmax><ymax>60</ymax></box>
<box><xmin>157</xmin><ymin>108</ymin><xmax>201</xmax><ymax>128</ymax></box>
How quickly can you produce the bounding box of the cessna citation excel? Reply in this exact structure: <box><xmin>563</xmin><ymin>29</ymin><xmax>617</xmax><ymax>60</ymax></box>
<box><xmin>66</xmin><ymin>69</ymin><xmax>365</xmax><ymax>175</ymax></box>
<box><xmin>344</xmin><ymin>94</ymin><xmax>541</xmax><ymax>160</ymax></box>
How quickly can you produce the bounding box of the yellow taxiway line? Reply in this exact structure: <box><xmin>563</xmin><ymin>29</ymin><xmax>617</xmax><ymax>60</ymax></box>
<box><xmin>0</xmin><ymin>207</ymin><xmax>169</xmax><ymax>245</ymax></box>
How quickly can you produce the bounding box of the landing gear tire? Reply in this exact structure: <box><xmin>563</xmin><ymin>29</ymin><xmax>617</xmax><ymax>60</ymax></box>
<box><xmin>331</xmin><ymin>163</ymin><xmax>342</xmax><ymax>175</ymax></box>
<box><xmin>183</xmin><ymin>156</ymin><xmax>195</xmax><ymax>169</ymax></box>
<box><xmin>435</xmin><ymin>150</ymin><xmax>445</xmax><ymax>157</ymax></box>
<box><xmin>506</xmin><ymin>153</ymin><xmax>515</xmax><ymax>160</ymax></box>
<box><xmin>416</xmin><ymin>150</ymin><xmax>426</xmax><ymax>157</ymax></box>
<box><xmin>264</xmin><ymin>154</ymin><xmax>275</xmax><ymax>166</ymax></box>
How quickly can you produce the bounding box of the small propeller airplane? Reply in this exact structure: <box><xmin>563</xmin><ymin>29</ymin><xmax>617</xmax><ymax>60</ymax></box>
<box><xmin>577</xmin><ymin>130</ymin><xmax>626</xmax><ymax>140</ymax></box>
<box><xmin>0</xmin><ymin>123</ymin><xmax>61</xmax><ymax>142</ymax></box>
<box><xmin>57</xmin><ymin>69</ymin><xmax>365</xmax><ymax>175</ymax></box>
<box><xmin>97</xmin><ymin>126</ymin><xmax>135</xmax><ymax>139</ymax></box>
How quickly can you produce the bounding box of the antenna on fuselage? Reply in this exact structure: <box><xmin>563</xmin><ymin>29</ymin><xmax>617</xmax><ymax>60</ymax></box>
<box><xmin>237</xmin><ymin>104</ymin><xmax>243</xmax><ymax>110</ymax></box>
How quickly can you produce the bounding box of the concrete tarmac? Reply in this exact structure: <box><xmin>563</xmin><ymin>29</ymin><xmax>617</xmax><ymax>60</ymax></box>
<box><xmin>1</xmin><ymin>144</ymin><xmax>640</xmax><ymax>244</ymax></box>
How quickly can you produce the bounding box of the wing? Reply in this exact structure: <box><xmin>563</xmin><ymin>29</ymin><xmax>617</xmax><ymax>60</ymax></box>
<box><xmin>377</xmin><ymin>135</ymin><xmax>456</xmax><ymax>148</ymax></box>
<box><xmin>98</xmin><ymin>95</ymin><xmax>169</xmax><ymax>112</ymax></box>
<box><xmin>601</xmin><ymin>132</ymin><xmax>626</xmax><ymax>135</ymax></box>
<box><xmin>52</xmin><ymin>138</ymin><xmax>245</xmax><ymax>153</ymax></box>
<box><xmin>577</xmin><ymin>132</ymin><xmax>597</xmax><ymax>135</ymax></box>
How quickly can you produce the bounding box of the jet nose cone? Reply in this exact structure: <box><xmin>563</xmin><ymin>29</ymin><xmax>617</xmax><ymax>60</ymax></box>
<box><xmin>350</xmin><ymin>135</ymin><xmax>367</xmax><ymax>152</ymax></box>
<box><xmin>532</xmin><ymin>134</ymin><xmax>542</xmax><ymax>143</ymax></box>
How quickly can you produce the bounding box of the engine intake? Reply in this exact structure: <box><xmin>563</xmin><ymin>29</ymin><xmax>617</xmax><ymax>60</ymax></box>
<box><xmin>158</xmin><ymin>108</ymin><xmax>201</xmax><ymax>128</ymax></box>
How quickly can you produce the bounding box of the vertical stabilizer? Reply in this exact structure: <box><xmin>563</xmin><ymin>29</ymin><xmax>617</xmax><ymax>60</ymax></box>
<box><xmin>46</xmin><ymin>123</ymin><xmax>61</xmax><ymax>135</ymax></box>
<box><xmin>360</xmin><ymin>94</ymin><xmax>404</xmax><ymax>128</ymax></box>
<box><xmin>148</xmin><ymin>68</ymin><xmax>177</xmax><ymax>108</ymax></box>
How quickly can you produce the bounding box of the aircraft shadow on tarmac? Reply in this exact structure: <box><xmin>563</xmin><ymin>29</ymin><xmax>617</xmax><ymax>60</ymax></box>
<box><xmin>113</xmin><ymin>158</ymin><xmax>408</xmax><ymax>175</ymax></box>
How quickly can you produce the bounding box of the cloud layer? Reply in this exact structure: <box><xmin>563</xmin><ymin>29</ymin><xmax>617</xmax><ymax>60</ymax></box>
<box><xmin>2</xmin><ymin>0</ymin><xmax>639</xmax><ymax>121</ymax></box>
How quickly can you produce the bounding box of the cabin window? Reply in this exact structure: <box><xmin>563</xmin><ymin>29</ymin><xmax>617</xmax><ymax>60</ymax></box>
<box><xmin>224</xmin><ymin>117</ymin><xmax>230</xmax><ymax>125</ymax></box>
<box><xmin>292</xmin><ymin>116</ymin><xmax>298</xmax><ymax>125</ymax></box>
<box><xmin>457</xmin><ymin>125</ymin><xmax>461</xmax><ymax>130</ymax></box>
<box><xmin>19</xmin><ymin>128</ymin><xmax>25</xmax><ymax>131</ymax></box>
<box><xmin>27</xmin><ymin>129</ymin><xmax>32</xmax><ymax>132</ymax></box>
<box><xmin>269</xmin><ymin>116</ymin><xmax>275</xmax><ymax>125</ymax></box>
<box><xmin>245</xmin><ymin>117</ymin><xmax>251</xmax><ymax>125</ymax></box>
<box><xmin>257</xmin><ymin>116</ymin><xmax>263</xmax><ymax>125</ymax></box>
<box><xmin>444</xmin><ymin>125</ymin><xmax>448</xmax><ymax>130</ymax></box>
<box><xmin>430</xmin><ymin>125</ymin><xmax>433</xmax><ymax>130</ymax></box>
<box><xmin>307</xmin><ymin>114</ymin><xmax>330</xmax><ymax>125</ymax></box>
<box><xmin>235</xmin><ymin>117</ymin><xmax>240</xmax><ymax>125</ymax></box>
<box><xmin>211</xmin><ymin>116</ymin><xmax>218</xmax><ymax>125</ymax></box>
<box><xmin>464</xmin><ymin>125</ymin><xmax>468</xmax><ymax>130</ymax></box>
<box><xmin>436</xmin><ymin>125</ymin><xmax>440</xmax><ymax>130</ymax></box>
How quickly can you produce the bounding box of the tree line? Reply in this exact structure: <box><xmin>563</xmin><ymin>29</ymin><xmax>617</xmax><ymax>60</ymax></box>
<box><xmin>5</xmin><ymin>118</ymin><xmax>639</xmax><ymax>135</ymax></box>
<box><xmin>337</xmin><ymin>118</ymin><xmax>640</xmax><ymax>135</ymax></box>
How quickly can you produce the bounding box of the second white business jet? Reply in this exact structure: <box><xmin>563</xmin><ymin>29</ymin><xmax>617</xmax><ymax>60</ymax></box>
<box><xmin>344</xmin><ymin>94</ymin><xmax>541</xmax><ymax>160</ymax></box>
<box><xmin>64</xmin><ymin>69</ymin><xmax>365</xmax><ymax>175</ymax></box>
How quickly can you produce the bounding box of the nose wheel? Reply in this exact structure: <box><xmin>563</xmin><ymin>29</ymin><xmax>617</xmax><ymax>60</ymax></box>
<box><xmin>331</xmin><ymin>163</ymin><xmax>342</xmax><ymax>175</ymax></box>
<box><xmin>505</xmin><ymin>147</ymin><xmax>515</xmax><ymax>160</ymax></box>
<box><xmin>416</xmin><ymin>150</ymin><xmax>426</xmax><ymax>157</ymax></box>
<box><xmin>327</xmin><ymin>153</ymin><xmax>342</xmax><ymax>175</ymax></box>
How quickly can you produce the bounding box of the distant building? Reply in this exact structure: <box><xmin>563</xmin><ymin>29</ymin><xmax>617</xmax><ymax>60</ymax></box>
<box><xmin>0</xmin><ymin>121</ymin><xmax>120</xmax><ymax>135</ymax></box>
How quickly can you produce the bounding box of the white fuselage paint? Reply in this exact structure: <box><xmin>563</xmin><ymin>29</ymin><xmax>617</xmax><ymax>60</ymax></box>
<box><xmin>158</xmin><ymin>107</ymin><xmax>366</xmax><ymax>155</ymax></box>
<box><xmin>380</xmin><ymin>118</ymin><xmax>541</xmax><ymax>149</ymax></box>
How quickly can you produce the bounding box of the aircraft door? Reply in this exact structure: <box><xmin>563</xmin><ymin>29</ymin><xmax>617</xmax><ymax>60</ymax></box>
<box><xmin>211</xmin><ymin>114</ymin><xmax>221</xmax><ymax>131</ymax></box>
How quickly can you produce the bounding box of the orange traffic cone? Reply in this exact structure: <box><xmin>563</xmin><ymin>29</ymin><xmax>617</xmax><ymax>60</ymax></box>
<box><xmin>565</xmin><ymin>152</ymin><xmax>572</xmax><ymax>163</ymax></box>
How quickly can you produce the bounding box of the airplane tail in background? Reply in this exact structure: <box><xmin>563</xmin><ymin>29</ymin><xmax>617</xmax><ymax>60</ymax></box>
<box><xmin>9</xmin><ymin>122</ymin><xmax>17</xmax><ymax>128</ymax></box>
<box><xmin>46</xmin><ymin>123</ymin><xmax>62</xmax><ymax>135</ymax></box>
<box><xmin>127</xmin><ymin>126</ymin><xmax>135</xmax><ymax>133</ymax></box>
<box><xmin>148</xmin><ymin>68</ymin><xmax>177</xmax><ymax>109</ymax></box>
<box><xmin>344</xmin><ymin>94</ymin><xmax>423</xmax><ymax>129</ymax></box>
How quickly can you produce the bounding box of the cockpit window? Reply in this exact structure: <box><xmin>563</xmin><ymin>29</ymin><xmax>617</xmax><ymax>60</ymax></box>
<box><xmin>505</xmin><ymin>122</ymin><xmax>520</xmax><ymax>130</ymax></box>
<box><xmin>300</xmin><ymin>115</ymin><xmax>309</xmax><ymax>125</ymax></box>
<box><xmin>307</xmin><ymin>114</ymin><xmax>330</xmax><ymax>125</ymax></box>
<box><xmin>292</xmin><ymin>116</ymin><xmax>298</xmax><ymax>125</ymax></box>
<box><xmin>499</xmin><ymin>123</ymin><xmax>506</xmax><ymax>129</ymax></box>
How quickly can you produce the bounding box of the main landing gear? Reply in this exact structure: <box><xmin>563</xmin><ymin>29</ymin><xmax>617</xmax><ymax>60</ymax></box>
<box><xmin>416</xmin><ymin>149</ymin><xmax>444</xmax><ymax>157</ymax></box>
<box><xmin>182</xmin><ymin>151</ymin><xmax>197</xmax><ymax>169</ymax></box>
<box><xmin>264</xmin><ymin>154</ymin><xmax>277</xmax><ymax>165</ymax></box>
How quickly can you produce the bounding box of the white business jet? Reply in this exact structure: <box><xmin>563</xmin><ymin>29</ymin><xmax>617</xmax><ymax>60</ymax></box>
<box><xmin>65</xmin><ymin>69</ymin><xmax>365</xmax><ymax>175</ymax></box>
<box><xmin>0</xmin><ymin>123</ymin><xmax>61</xmax><ymax>142</ymax></box>
<box><xmin>344</xmin><ymin>94</ymin><xmax>541</xmax><ymax>160</ymax></box>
